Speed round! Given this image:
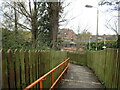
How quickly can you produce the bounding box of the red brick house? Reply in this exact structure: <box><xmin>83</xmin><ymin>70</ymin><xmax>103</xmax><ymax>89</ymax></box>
<box><xmin>58</xmin><ymin>28</ymin><xmax>77</xmax><ymax>41</ymax></box>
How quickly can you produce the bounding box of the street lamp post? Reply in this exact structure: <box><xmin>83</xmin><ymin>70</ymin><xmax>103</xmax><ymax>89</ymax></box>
<box><xmin>103</xmin><ymin>34</ymin><xmax>106</xmax><ymax>46</ymax></box>
<box><xmin>89</xmin><ymin>36</ymin><xmax>92</xmax><ymax>50</ymax></box>
<box><xmin>102</xmin><ymin>34</ymin><xmax>106</xmax><ymax>49</ymax></box>
<box><xmin>85</xmin><ymin>5</ymin><xmax>99</xmax><ymax>50</ymax></box>
<box><xmin>96</xmin><ymin>8</ymin><xmax>99</xmax><ymax>50</ymax></box>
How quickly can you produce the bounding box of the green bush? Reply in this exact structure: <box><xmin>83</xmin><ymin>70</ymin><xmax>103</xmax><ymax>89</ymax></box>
<box><xmin>1</xmin><ymin>28</ymin><xmax>50</xmax><ymax>50</ymax></box>
<box><xmin>86</xmin><ymin>40</ymin><xmax>117</xmax><ymax>50</ymax></box>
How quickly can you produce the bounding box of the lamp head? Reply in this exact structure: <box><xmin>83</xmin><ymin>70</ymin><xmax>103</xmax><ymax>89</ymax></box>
<box><xmin>85</xmin><ymin>5</ymin><xmax>93</xmax><ymax>8</ymax></box>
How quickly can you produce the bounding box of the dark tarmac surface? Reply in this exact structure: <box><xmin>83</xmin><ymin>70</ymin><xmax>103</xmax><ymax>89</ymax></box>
<box><xmin>58</xmin><ymin>63</ymin><xmax>105</xmax><ymax>89</ymax></box>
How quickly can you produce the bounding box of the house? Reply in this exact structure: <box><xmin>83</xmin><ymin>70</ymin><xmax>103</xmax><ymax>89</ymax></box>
<box><xmin>58</xmin><ymin>28</ymin><xmax>77</xmax><ymax>41</ymax></box>
<box><xmin>57</xmin><ymin>28</ymin><xmax>77</xmax><ymax>49</ymax></box>
<box><xmin>90</xmin><ymin>35</ymin><xmax>117</xmax><ymax>41</ymax></box>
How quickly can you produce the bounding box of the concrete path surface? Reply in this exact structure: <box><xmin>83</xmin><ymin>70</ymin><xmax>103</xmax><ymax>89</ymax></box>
<box><xmin>58</xmin><ymin>63</ymin><xmax>105</xmax><ymax>89</ymax></box>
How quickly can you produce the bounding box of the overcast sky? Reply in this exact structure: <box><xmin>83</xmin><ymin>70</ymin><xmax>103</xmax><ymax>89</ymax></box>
<box><xmin>0</xmin><ymin>0</ymin><xmax>119</xmax><ymax>35</ymax></box>
<box><xmin>60</xmin><ymin>0</ymin><xmax>118</xmax><ymax>35</ymax></box>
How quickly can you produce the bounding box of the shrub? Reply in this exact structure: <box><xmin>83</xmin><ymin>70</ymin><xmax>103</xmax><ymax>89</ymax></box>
<box><xmin>86</xmin><ymin>40</ymin><xmax>117</xmax><ymax>50</ymax></box>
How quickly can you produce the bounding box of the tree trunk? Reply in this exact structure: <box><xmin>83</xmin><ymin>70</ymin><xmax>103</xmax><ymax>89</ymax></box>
<box><xmin>31</xmin><ymin>2</ymin><xmax>38</xmax><ymax>48</ymax></box>
<box><xmin>14</xmin><ymin>2</ymin><xmax>18</xmax><ymax>34</ymax></box>
<box><xmin>49</xmin><ymin>2</ymin><xmax>60</xmax><ymax>49</ymax></box>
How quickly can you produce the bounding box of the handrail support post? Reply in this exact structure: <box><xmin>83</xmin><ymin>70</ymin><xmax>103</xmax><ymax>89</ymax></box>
<box><xmin>52</xmin><ymin>71</ymin><xmax>54</xmax><ymax>85</ymax></box>
<box><xmin>40</xmin><ymin>80</ymin><xmax>43</xmax><ymax>90</ymax></box>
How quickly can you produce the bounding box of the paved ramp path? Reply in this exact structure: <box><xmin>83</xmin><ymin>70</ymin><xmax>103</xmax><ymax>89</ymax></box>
<box><xmin>59</xmin><ymin>63</ymin><xmax>104</xmax><ymax>89</ymax></box>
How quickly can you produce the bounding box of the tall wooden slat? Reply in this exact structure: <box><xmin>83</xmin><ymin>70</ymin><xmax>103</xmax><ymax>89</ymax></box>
<box><xmin>40</xmin><ymin>51</ymin><xmax>45</xmax><ymax>76</ymax></box>
<box><xmin>7</xmin><ymin>49</ymin><xmax>16</xmax><ymax>88</ymax></box>
<box><xmin>41</xmin><ymin>51</ymin><xmax>49</xmax><ymax>88</ymax></box>
<box><xmin>24</xmin><ymin>50</ymin><xmax>30</xmax><ymax>86</ymax></box>
<box><xmin>40</xmin><ymin>51</ymin><xmax>45</xmax><ymax>88</ymax></box>
<box><xmin>97</xmin><ymin>51</ymin><xmax>101</xmax><ymax>81</ymax></box>
<box><xmin>118</xmin><ymin>49</ymin><xmax>120</xmax><ymax>89</ymax></box>
<box><xmin>35</xmin><ymin>50</ymin><xmax>39</xmax><ymax>88</ymax></box>
<box><xmin>34</xmin><ymin>50</ymin><xmax>37</xmax><ymax>80</ymax></box>
<box><xmin>14</xmin><ymin>49</ymin><xmax>21</xmax><ymax>88</ymax></box>
<box><xmin>104</xmin><ymin>49</ymin><xmax>109</xmax><ymax>87</ymax></box>
<box><xmin>38</xmin><ymin>51</ymin><xmax>41</xmax><ymax>77</ymax></box>
<box><xmin>103</xmin><ymin>50</ymin><xmax>106</xmax><ymax>83</ymax></box>
<box><xmin>115</xmin><ymin>49</ymin><xmax>119</xmax><ymax>88</ymax></box>
<box><xmin>47</xmin><ymin>52</ymin><xmax>51</xmax><ymax>88</ymax></box>
<box><xmin>108</xmin><ymin>49</ymin><xmax>113</xmax><ymax>88</ymax></box>
<box><xmin>28</xmin><ymin>50</ymin><xmax>33</xmax><ymax>84</ymax></box>
<box><xmin>0</xmin><ymin>50</ymin><xmax>1</xmax><ymax>90</ymax></box>
<box><xmin>114</xmin><ymin>49</ymin><xmax>119</xmax><ymax>89</ymax></box>
<box><xmin>111</xmin><ymin>49</ymin><xmax>117</xmax><ymax>88</ymax></box>
<box><xmin>20</xmin><ymin>49</ymin><xmax>26</xmax><ymax>88</ymax></box>
<box><xmin>2</xmin><ymin>50</ymin><xmax>9</xmax><ymax>88</ymax></box>
<box><xmin>104</xmin><ymin>49</ymin><xmax>109</xmax><ymax>88</ymax></box>
<box><xmin>33</xmin><ymin>50</ymin><xmax>36</xmax><ymax>88</ymax></box>
<box><xmin>31</xmin><ymin>50</ymin><xmax>35</xmax><ymax>88</ymax></box>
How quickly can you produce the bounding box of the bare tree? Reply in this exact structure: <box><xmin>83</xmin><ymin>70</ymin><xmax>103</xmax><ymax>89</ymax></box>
<box><xmin>1</xmin><ymin>0</ymin><xmax>69</xmax><ymax>49</ymax></box>
<box><xmin>105</xmin><ymin>17</ymin><xmax>118</xmax><ymax>35</ymax></box>
<box><xmin>76</xmin><ymin>24</ymin><xmax>91</xmax><ymax>51</ymax></box>
<box><xmin>99</xmin><ymin>0</ymin><xmax>120</xmax><ymax>48</ymax></box>
<box><xmin>1</xmin><ymin>0</ymin><xmax>41</xmax><ymax>48</ymax></box>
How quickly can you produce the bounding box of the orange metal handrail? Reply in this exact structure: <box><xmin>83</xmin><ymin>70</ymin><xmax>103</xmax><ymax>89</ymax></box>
<box><xmin>24</xmin><ymin>58</ymin><xmax>70</xmax><ymax>90</ymax></box>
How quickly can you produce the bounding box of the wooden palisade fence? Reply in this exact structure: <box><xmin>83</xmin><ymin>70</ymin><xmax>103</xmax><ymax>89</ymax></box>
<box><xmin>2</xmin><ymin>48</ymin><xmax>120</xmax><ymax>89</ymax></box>
<box><xmin>2</xmin><ymin>49</ymin><xmax>67</xmax><ymax>89</ymax></box>
<box><xmin>67</xmin><ymin>49</ymin><xmax>120</xmax><ymax>89</ymax></box>
<box><xmin>87</xmin><ymin>49</ymin><xmax>120</xmax><ymax>89</ymax></box>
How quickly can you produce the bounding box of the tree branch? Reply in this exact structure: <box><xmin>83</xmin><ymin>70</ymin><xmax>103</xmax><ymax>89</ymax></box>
<box><xmin>29</xmin><ymin>0</ymin><xmax>32</xmax><ymax>15</ymax></box>
<box><xmin>18</xmin><ymin>2</ymin><xmax>31</xmax><ymax>17</ymax></box>
<box><xmin>5</xmin><ymin>1</ymin><xmax>31</xmax><ymax>22</ymax></box>
<box><xmin>4</xmin><ymin>12</ymin><xmax>31</xmax><ymax>31</ymax></box>
<box><xmin>17</xmin><ymin>23</ymin><xmax>31</xmax><ymax>31</ymax></box>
